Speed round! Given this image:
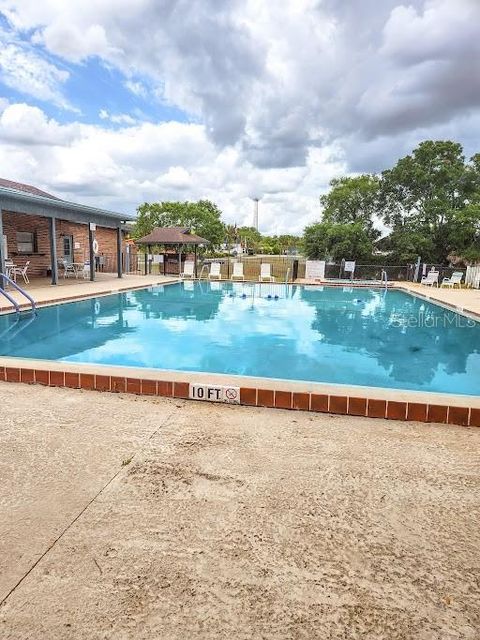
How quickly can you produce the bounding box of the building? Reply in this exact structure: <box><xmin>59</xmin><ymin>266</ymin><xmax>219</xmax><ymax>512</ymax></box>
<box><xmin>0</xmin><ymin>179</ymin><xmax>134</xmax><ymax>285</ymax></box>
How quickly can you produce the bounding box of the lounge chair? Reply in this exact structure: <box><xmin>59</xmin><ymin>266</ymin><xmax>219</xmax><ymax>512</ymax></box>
<box><xmin>232</xmin><ymin>262</ymin><xmax>244</xmax><ymax>281</ymax></box>
<box><xmin>260</xmin><ymin>263</ymin><xmax>275</xmax><ymax>282</ymax></box>
<box><xmin>441</xmin><ymin>271</ymin><xmax>463</xmax><ymax>288</ymax></box>
<box><xmin>11</xmin><ymin>260</ymin><xmax>30</xmax><ymax>284</ymax></box>
<box><xmin>180</xmin><ymin>260</ymin><xmax>195</xmax><ymax>279</ymax></box>
<box><xmin>421</xmin><ymin>271</ymin><xmax>439</xmax><ymax>287</ymax></box>
<box><xmin>208</xmin><ymin>262</ymin><xmax>222</xmax><ymax>280</ymax></box>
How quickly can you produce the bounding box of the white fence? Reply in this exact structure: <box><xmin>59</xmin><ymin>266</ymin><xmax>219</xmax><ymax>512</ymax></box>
<box><xmin>466</xmin><ymin>265</ymin><xmax>480</xmax><ymax>288</ymax></box>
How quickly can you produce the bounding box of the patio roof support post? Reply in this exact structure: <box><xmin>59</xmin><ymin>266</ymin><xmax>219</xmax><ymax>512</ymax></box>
<box><xmin>49</xmin><ymin>216</ymin><xmax>58</xmax><ymax>285</ymax></box>
<box><xmin>88</xmin><ymin>224</ymin><xmax>95</xmax><ymax>281</ymax></box>
<box><xmin>0</xmin><ymin>207</ymin><xmax>5</xmax><ymax>289</ymax></box>
<box><xmin>194</xmin><ymin>245</ymin><xmax>198</xmax><ymax>278</ymax></box>
<box><xmin>116</xmin><ymin>226</ymin><xmax>122</xmax><ymax>278</ymax></box>
<box><xmin>148</xmin><ymin>244</ymin><xmax>152</xmax><ymax>274</ymax></box>
<box><xmin>178</xmin><ymin>244</ymin><xmax>182</xmax><ymax>277</ymax></box>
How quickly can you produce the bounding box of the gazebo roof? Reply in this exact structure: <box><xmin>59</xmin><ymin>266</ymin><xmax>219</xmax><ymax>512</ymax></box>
<box><xmin>135</xmin><ymin>227</ymin><xmax>209</xmax><ymax>245</ymax></box>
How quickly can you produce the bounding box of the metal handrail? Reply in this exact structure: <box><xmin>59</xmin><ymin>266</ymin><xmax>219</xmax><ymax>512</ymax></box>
<box><xmin>0</xmin><ymin>273</ymin><xmax>36</xmax><ymax>313</ymax></box>
<box><xmin>381</xmin><ymin>269</ymin><xmax>388</xmax><ymax>289</ymax></box>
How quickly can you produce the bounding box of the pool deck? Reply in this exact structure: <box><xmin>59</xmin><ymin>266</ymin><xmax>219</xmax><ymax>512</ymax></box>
<box><xmin>0</xmin><ymin>273</ymin><xmax>178</xmax><ymax>313</ymax></box>
<box><xmin>396</xmin><ymin>282</ymin><xmax>480</xmax><ymax>319</ymax></box>
<box><xmin>2</xmin><ymin>383</ymin><xmax>479</xmax><ymax>638</ymax></box>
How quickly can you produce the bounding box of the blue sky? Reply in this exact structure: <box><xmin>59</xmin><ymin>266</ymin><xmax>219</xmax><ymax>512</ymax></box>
<box><xmin>0</xmin><ymin>0</ymin><xmax>478</xmax><ymax>232</ymax></box>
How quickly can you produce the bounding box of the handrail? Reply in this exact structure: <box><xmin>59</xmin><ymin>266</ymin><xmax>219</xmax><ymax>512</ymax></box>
<box><xmin>0</xmin><ymin>273</ymin><xmax>37</xmax><ymax>312</ymax></box>
<box><xmin>0</xmin><ymin>285</ymin><xmax>20</xmax><ymax>313</ymax></box>
<box><xmin>198</xmin><ymin>264</ymin><xmax>209</xmax><ymax>280</ymax></box>
<box><xmin>381</xmin><ymin>269</ymin><xmax>388</xmax><ymax>290</ymax></box>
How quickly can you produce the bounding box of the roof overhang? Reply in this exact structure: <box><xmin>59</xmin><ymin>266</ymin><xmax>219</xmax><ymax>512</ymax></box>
<box><xmin>0</xmin><ymin>186</ymin><xmax>135</xmax><ymax>229</ymax></box>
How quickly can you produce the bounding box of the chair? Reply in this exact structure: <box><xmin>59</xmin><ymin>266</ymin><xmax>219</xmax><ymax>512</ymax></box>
<box><xmin>59</xmin><ymin>259</ymin><xmax>78</xmax><ymax>278</ymax></box>
<box><xmin>11</xmin><ymin>261</ymin><xmax>30</xmax><ymax>284</ymax></box>
<box><xmin>420</xmin><ymin>271</ymin><xmax>439</xmax><ymax>287</ymax></box>
<box><xmin>260</xmin><ymin>263</ymin><xmax>275</xmax><ymax>282</ymax></box>
<box><xmin>232</xmin><ymin>262</ymin><xmax>244</xmax><ymax>281</ymax></box>
<box><xmin>208</xmin><ymin>262</ymin><xmax>222</xmax><ymax>280</ymax></box>
<box><xmin>180</xmin><ymin>261</ymin><xmax>195</xmax><ymax>279</ymax></box>
<box><xmin>441</xmin><ymin>271</ymin><xmax>463</xmax><ymax>288</ymax></box>
<box><xmin>5</xmin><ymin>260</ymin><xmax>15</xmax><ymax>280</ymax></box>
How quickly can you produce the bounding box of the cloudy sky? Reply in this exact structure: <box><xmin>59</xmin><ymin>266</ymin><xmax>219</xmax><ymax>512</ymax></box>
<box><xmin>0</xmin><ymin>0</ymin><xmax>479</xmax><ymax>234</ymax></box>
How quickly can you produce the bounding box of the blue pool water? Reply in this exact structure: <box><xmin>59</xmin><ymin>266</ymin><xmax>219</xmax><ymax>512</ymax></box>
<box><xmin>0</xmin><ymin>282</ymin><xmax>479</xmax><ymax>395</ymax></box>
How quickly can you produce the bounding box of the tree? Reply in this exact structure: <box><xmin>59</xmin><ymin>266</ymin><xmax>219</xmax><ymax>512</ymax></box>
<box><xmin>303</xmin><ymin>222</ymin><xmax>374</xmax><ymax>261</ymax></box>
<box><xmin>134</xmin><ymin>200</ymin><xmax>225</xmax><ymax>248</ymax></box>
<box><xmin>320</xmin><ymin>175</ymin><xmax>381</xmax><ymax>238</ymax></box>
<box><xmin>236</xmin><ymin>226</ymin><xmax>262</xmax><ymax>253</ymax></box>
<box><xmin>378</xmin><ymin>228</ymin><xmax>436</xmax><ymax>264</ymax></box>
<box><xmin>445</xmin><ymin>204</ymin><xmax>480</xmax><ymax>263</ymax></box>
<box><xmin>379</xmin><ymin>140</ymin><xmax>478</xmax><ymax>262</ymax></box>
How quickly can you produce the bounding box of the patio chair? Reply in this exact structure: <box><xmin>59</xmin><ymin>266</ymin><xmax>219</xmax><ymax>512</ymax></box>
<box><xmin>441</xmin><ymin>271</ymin><xmax>463</xmax><ymax>288</ymax></box>
<box><xmin>232</xmin><ymin>262</ymin><xmax>244</xmax><ymax>281</ymax></box>
<box><xmin>260</xmin><ymin>263</ymin><xmax>275</xmax><ymax>282</ymax></box>
<box><xmin>180</xmin><ymin>260</ymin><xmax>195</xmax><ymax>279</ymax></box>
<box><xmin>11</xmin><ymin>261</ymin><xmax>30</xmax><ymax>284</ymax></box>
<box><xmin>420</xmin><ymin>271</ymin><xmax>439</xmax><ymax>287</ymax></box>
<box><xmin>59</xmin><ymin>259</ymin><xmax>78</xmax><ymax>278</ymax></box>
<box><xmin>208</xmin><ymin>262</ymin><xmax>222</xmax><ymax>280</ymax></box>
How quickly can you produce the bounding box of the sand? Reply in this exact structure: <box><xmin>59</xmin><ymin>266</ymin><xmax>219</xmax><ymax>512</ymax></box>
<box><xmin>0</xmin><ymin>382</ymin><xmax>479</xmax><ymax>639</ymax></box>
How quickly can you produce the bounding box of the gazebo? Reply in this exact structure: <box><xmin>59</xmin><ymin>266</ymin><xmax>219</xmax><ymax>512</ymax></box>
<box><xmin>135</xmin><ymin>227</ymin><xmax>209</xmax><ymax>277</ymax></box>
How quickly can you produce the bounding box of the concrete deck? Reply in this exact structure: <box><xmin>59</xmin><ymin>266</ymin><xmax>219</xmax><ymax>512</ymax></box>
<box><xmin>0</xmin><ymin>273</ymin><xmax>178</xmax><ymax>312</ymax></box>
<box><xmin>1</xmin><ymin>383</ymin><xmax>479</xmax><ymax>639</ymax></box>
<box><xmin>396</xmin><ymin>282</ymin><xmax>480</xmax><ymax>318</ymax></box>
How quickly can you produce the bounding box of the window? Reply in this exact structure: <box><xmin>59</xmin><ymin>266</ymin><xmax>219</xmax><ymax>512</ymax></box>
<box><xmin>16</xmin><ymin>231</ymin><xmax>37</xmax><ymax>254</ymax></box>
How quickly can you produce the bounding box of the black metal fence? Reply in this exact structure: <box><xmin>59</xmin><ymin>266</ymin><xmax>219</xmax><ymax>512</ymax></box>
<box><xmin>135</xmin><ymin>253</ymin><xmax>468</xmax><ymax>283</ymax></box>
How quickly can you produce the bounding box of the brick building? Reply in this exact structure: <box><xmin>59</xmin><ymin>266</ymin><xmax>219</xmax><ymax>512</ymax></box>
<box><xmin>0</xmin><ymin>179</ymin><xmax>134</xmax><ymax>285</ymax></box>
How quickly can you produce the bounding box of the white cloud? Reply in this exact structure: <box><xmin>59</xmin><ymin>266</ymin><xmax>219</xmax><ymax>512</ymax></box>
<box><xmin>98</xmin><ymin>109</ymin><xmax>137</xmax><ymax>125</ymax></box>
<box><xmin>0</xmin><ymin>0</ymin><xmax>478</xmax><ymax>233</ymax></box>
<box><xmin>0</xmin><ymin>100</ymin><xmax>342</xmax><ymax>233</ymax></box>
<box><xmin>124</xmin><ymin>79</ymin><xmax>148</xmax><ymax>98</ymax></box>
<box><xmin>0</xmin><ymin>31</ymin><xmax>73</xmax><ymax>110</ymax></box>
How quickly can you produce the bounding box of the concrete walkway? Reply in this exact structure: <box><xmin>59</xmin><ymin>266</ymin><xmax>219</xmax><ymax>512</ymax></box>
<box><xmin>1</xmin><ymin>383</ymin><xmax>479</xmax><ymax>639</ymax></box>
<box><xmin>0</xmin><ymin>273</ymin><xmax>178</xmax><ymax>312</ymax></box>
<box><xmin>397</xmin><ymin>282</ymin><xmax>480</xmax><ymax>318</ymax></box>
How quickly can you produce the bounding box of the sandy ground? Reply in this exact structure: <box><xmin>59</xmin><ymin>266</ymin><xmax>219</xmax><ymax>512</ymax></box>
<box><xmin>0</xmin><ymin>383</ymin><xmax>479</xmax><ymax>640</ymax></box>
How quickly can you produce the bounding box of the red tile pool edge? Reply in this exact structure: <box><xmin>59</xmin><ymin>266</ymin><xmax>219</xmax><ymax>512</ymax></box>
<box><xmin>1</xmin><ymin>365</ymin><xmax>479</xmax><ymax>427</ymax></box>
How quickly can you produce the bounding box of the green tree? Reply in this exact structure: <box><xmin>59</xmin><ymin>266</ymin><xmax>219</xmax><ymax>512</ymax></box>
<box><xmin>378</xmin><ymin>228</ymin><xmax>436</xmax><ymax>264</ymax></box>
<box><xmin>320</xmin><ymin>175</ymin><xmax>381</xmax><ymax>237</ymax></box>
<box><xmin>134</xmin><ymin>200</ymin><xmax>225</xmax><ymax>248</ymax></box>
<box><xmin>445</xmin><ymin>204</ymin><xmax>480</xmax><ymax>263</ymax></box>
<box><xmin>236</xmin><ymin>226</ymin><xmax>262</xmax><ymax>253</ymax></box>
<box><xmin>303</xmin><ymin>222</ymin><xmax>374</xmax><ymax>261</ymax></box>
<box><xmin>379</xmin><ymin>140</ymin><xmax>478</xmax><ymax>262</ymax></box>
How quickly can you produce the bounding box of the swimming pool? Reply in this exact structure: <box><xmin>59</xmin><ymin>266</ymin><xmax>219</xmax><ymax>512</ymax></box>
<box><xmin>1</xmin><ymin>282</ymin><xmax>479</xmax><ymax>395</ymax></box>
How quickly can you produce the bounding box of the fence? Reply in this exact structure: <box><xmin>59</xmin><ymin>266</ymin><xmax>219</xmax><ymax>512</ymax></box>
<box><xmin>134</xmin><ymin>252</ymin><xmax>474</xmax><ymax>284</ymax></box>
<box><xmin>466</xmin><ymin>265</ymin><xmax>480</xmax><ymax>288</ymax></box>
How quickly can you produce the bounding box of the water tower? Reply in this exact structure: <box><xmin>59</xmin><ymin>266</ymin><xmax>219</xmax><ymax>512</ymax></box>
<box><xmin>252</xmin><ymin>197</ymin><xmax>260</xmax><ymax>231</ymax></box>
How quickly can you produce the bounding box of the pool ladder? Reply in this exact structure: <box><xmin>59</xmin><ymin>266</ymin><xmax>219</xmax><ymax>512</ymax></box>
<box><xmin>0</xmin><ymin>273</ymin><xmax>37</xmax><ymax>314</ymax></box>
<box><xmin>381</xmin><ymin>269</ymin><xmax>388</xmax><ymax>290</ymax></box>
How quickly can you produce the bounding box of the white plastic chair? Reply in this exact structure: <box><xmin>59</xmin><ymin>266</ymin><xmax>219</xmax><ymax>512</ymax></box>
<box><xmin>11</xmin><ymin>260</ymin><xmax>30</xmax><ymax>284</ymax></box>
<box><xmin>260</xmin><ymin>263</ymin><xmax>275</xmax><ymax>282</ymax></box>
<box><xmin>208</xmin><ymin>262</ymin><xmax>222</xmax><ymax>280</ymax></box>
<box><xmin>441</xmin><ymin>271</ymin><xmax>463</xmax><ymax>288</ymax></box>
<box><xmin>60</xmin><ymin>259</ymin><xmax>78</xmax><ymax>278</ymax></box>
<box><xmin>421</xmin><ymin>271</ymin><xmax>439</xmax><ymax>287</ymax></box>
<box><xmin>180</xmin><ymin>260</ymin><xmax>195</xmax><ymax>279</ymax></box>
<box><xmin>232</xmin><ymin>262</ymin><xmax>244</xmax><ymax>280</ymax></box>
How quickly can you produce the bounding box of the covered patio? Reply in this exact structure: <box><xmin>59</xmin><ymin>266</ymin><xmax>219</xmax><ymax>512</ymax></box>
<box><xmin>135</xmin><ymin>227</ymin><xmax>209</xmax><ymax>277</ymax></box>
<box><xmin>0</xmin><ymin>179</ymin><xmax>134</xmax><ymax>290</ymax></box>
